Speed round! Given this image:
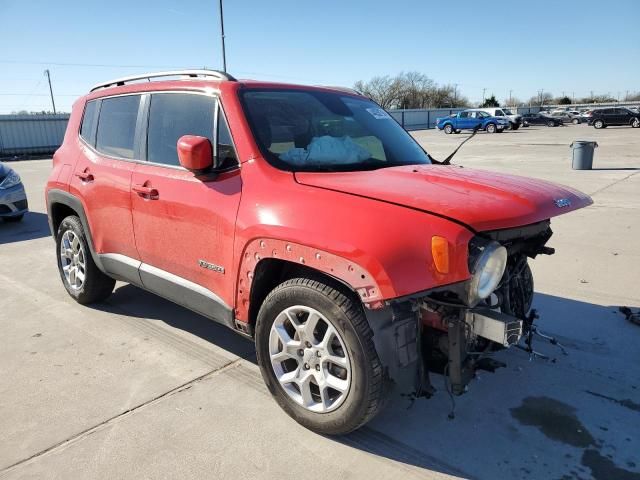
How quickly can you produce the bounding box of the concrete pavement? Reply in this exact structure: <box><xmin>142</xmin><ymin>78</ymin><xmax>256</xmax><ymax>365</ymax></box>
<box><xmin>1</xmin><ymin>124</ymin><xmax>638</xmax><ymax>479</ymax></box>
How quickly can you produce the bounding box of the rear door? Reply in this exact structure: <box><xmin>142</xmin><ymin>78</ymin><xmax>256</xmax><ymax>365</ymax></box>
<box><xmin>130</xmin><ymin>91</ymin><xmax>242</xmax><ymax>322</ymax></box>
<box><xmin>70</xmin><ymin>94</ymin><xmax>142</xmax><ymax>262</ymax></box>
<box><xmin>457</xmin><ymin>111</ymin><xmax>472</xmax><ymax>129</ymax></box>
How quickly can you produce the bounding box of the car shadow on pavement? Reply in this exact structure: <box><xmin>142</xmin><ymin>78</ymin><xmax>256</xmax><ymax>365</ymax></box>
<box><xmin>93</xmin><ymin>283</ymin><xmax>257</xmax><ymax>362</ymax></box>
<box><xmin>340</xmin><ymin>293</ymin><xmax>640</xmax><ymax>480</ymax></box>
<box><xmin>0</xmin><ymin>212</ymin><xmax>50</xmax><ymax>245</ymax></box>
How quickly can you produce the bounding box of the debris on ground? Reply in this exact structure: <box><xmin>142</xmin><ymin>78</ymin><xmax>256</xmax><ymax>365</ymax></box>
<box><xmin>619</xmin><ymin>307</ymin><xmax>640</xmax><ymax>326</ymax></box>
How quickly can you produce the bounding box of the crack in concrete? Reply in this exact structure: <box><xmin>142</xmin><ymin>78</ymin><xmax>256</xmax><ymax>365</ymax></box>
<box><xmin>0</xmin><ymin>359</ymin><xmax>243</xmax><ymax>476</ymax></box>
<box><xmin>589</xmin><ymin>170</ymin><xmax>640</xmax><ymax>196</ymax></box>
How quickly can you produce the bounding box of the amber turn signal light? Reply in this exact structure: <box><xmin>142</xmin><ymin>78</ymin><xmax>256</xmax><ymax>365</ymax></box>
<box><xmin>431</xmin><ymin>236</ymin><xmax>450</xmax><ymax>274</ymax></box>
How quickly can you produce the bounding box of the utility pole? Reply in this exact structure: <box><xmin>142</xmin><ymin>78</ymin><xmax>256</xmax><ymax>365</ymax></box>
<box><xmin>572</xmin><ymin>91</ymin><xmax>575</xmax><ymax>104</ymax></box>
<box><xmin>509</xmin><ymin>89</ymin><xmax>513</xmax><ymax>106</ymax></box>
<box><xmin>538</xmin><ymin>89</ymin><xmax>544</xmax><ymax>107</ymax></box>
<box><xmin>626</xmin><ymin>90</ymin><xmax>629</xmax><ymax>101</ymax></box>
<box><xmin>218</xmin><ymin>0</ymin><xmax>227</xmax><ymax>72</ymax></box>
<box><xmin>44</xmin><ymin>69</ymin><xmax>56</xmax><ymax>114</ymax></box>
<box><xmin>453</xmin><ymin>83</ymin><xmax>458</xmax><ymax>106</ymax></box>
<box><xmin>482</xmin><ymin>88</ymin><xmax>486</xmax><ymax>105</ymax></box>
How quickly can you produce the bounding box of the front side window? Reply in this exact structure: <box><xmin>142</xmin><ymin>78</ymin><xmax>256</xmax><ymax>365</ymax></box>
<box><xmin>494</xmin><ymin>110</ymin><xmax>504</xmax><ymax>116</ymax></box>
<box><xmin>96</xmin><ymin>95</ymin><xmax>140</xmax><ymax>159</ymax></box>
<box><xmin>80</xmin><ymin>100</ymin><xmax>98</xmax><ymax>145</ymax></box>
<box><xmin>503</xmin><ymin>109</ymin><xmax>513</xmax><ymax>115</ymax></box>
<box><xmin>147</xmin><ymin>93</ymin><xmax>215</xmax><ymax>166</ymax></box>
<box><xmin>459</xmin><ymin>111</ymin><xmax>469</xmax><ymax>118</ymax></box>
<box><xmin>240</xmin><ymin>89</ymin><xmax>430</xmax><ymax>172</ymax></box>
<box><xmin>477</xmin><ymin>111</ymin><xmax>490</xmax><ymax>119</ymax></box>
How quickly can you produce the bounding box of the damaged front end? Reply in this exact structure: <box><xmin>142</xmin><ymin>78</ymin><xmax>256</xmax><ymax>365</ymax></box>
<box><xmin>368</xmin><ymin>220</ymin><xmax>558</xmax><ymax>407</ymax></box>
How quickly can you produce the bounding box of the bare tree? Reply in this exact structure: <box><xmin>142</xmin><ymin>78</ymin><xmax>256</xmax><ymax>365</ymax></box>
<box><xmin>354</xmin><ymin>72</ymin><xmax>469</xmax><ymax>109</ymax></box>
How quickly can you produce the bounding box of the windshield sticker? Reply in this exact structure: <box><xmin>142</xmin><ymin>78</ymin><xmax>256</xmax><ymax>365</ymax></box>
<box><xmin>366</xmin><ymin>107</ymin><xmax>391</xmax><ymax>120</ymax></box>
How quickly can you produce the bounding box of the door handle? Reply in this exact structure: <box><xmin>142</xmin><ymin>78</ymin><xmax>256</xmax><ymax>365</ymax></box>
<box><xmin>74</xmin><ymin>170</ymin><xmax>94</xmax><ymax>182</ymax></box>
<box><xmin>132</xmin><ymin>184</ymin><xmax>159</xmax><ymax>199</ymax></box>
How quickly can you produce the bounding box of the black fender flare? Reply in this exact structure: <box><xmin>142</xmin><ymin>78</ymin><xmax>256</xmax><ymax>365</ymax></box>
<box><xmin>46</xmin><ymin>189</ymin><xmax>105</xmax><ymax>272</ymax></box>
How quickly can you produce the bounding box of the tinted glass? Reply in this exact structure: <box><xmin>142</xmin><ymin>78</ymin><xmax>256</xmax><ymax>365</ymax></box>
<box><xmin>495</xmin><ymin>110</ymin><xmax>504</xmax><ymax>116</ymax></box>
<box><xmin>96</xmin><ymin>95</ymin><xmax>140</xmax><ymax>159</ymax></box>
<box><xmin>80</xmin><ymin>100</ymin><xmax>98</xmax><ymax>144</ymax></box>
<box><xmin>217</xmin><ymin>109</ymin><xmax>238</xmax><ymax>168</ymax></box>
<box><xmin>240</xmin><ymin>89</ymin><xmax>430</xmax><ymax>172</ymax></box>
<box><xmin>147</xmin><ymin>93</ymin><xmax>215</xmax><ymax>166</ymax></box>
<box><xmin>459</xmin><ymin>111</ymin><xmax>469</xmax><ymax>118</ymax></box>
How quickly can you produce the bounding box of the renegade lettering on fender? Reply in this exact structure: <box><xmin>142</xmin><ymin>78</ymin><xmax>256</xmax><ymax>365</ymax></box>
<box><xmin>198</xmin><ymin>259</ymin><xmax>225</xmax><ymax>274</ymax></box>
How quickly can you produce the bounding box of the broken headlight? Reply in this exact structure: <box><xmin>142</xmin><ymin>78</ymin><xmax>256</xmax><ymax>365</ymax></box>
<box><xmin>466</xmin><ymin>238</ymin><xmax>507</xmax><ymax>306</ymax></box>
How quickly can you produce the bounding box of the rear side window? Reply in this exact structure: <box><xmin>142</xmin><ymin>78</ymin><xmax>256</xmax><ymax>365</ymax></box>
<box><xmin>147</xmin><ymin>93</ymin><xmax>215</xmax><ymax>166</ymax></box>
<box><xmin>96</xmin><ymin>95</ymin><xmax>140</xmax><ymax>159</ymax></box>
<box><xmin>80</xmin><ymin>100</ymin><xmax>98</xmax><ymax>145</ymax></box>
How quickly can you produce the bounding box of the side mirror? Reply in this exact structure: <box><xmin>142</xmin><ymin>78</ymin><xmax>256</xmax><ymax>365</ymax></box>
<box><xmin>177</xmin><ymin>135</ymin><xmax>214</xmax><ymax>174</ymax></box>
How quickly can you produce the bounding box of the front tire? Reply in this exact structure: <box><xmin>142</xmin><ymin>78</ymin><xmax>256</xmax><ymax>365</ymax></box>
<box><xmin>444</xmin><ymin>124</ymin><xmax>453</xmax><ymax>134</ymax></box>
<box><xmin>594</xmin><ymin>119</ymin><xmax>604</xmax><ymax>129</ymax></box>
<box><xmin>547</xmin><ymin>120</ymin><xmax>555</xmax><ymax>127</ymax></box>
<box><xmin>486</xmin><ymin>123</ymin><xmax>497</xmax><ymax>133</ymax></box>
<box><xmin>572</xmin><ymin>118</ymin><xmax>580</xmax><ymax>125</ymax></box>
<box><xmin>56</xmin><ymin>215</ymin><xmax>115</xmax><ymax>304</ymax></box>
<box><xmin>510</xmin><ymin>123</ymin><xmax>520</xmax><ymax>130</ymax></box>
<box><xmin>255</xmin><ymin>277</ymin><xmax>385</xmax><ymax>435</ymax></box>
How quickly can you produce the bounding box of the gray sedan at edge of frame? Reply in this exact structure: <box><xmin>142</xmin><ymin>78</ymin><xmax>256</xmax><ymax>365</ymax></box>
<box><xmin>0</xmin><ymin>161</ymin><xmax>28</xmax><ymax>222</ymax></box>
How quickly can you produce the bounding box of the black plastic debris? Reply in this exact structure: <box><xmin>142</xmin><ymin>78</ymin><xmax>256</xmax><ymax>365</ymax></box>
<box><xmin>619</xmin><ymin>306</ymin><xmax>640</xmax><ymax>326</ymax></box>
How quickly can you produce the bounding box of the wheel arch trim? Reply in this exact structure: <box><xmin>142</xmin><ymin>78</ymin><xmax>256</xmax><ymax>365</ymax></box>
<box><xmin>235</xmin><ymin>238</ymin><xmax>387</xmax><ymax>323</ymax></box>
<box><xmin>46</xmin><ymin>189</ymin><xmax>105</xmax><ymax>272</ymax></box>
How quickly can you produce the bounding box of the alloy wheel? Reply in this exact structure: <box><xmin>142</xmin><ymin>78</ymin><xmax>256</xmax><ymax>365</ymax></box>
<box><xmin>269</xmin><ymin>305</ymin><xmax>351</xmax><ymax>413</ymax></box>
<box><xmin>60</xmin><ymin>230</ymin><xmax>86</xmax><ymax>290</ymax></box>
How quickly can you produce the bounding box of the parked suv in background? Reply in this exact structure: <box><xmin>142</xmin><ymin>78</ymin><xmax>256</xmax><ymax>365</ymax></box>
<box><xmin>476</xmin><ymin>107</ymin><xmax>522</xmax><ymax>130</ymax></box>
<box><xmin>46</xmin><ymin>70</ymin><xmax>592</xmax><ymax>435</ymax></box>
<box><xmin>587</xmin><ymin>107</ymin><xmax>640</xmax><ymax>129</ymax></box>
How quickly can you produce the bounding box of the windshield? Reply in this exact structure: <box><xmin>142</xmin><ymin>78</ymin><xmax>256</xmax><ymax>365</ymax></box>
<box><xmin>239</xmin><ymin>89</ymin><xmax>431</xmax><ymax>172</ymax></box>
<box><xmin>503</xmin><ymin>109</ymin><xmax>513</xmax><ymax>115</ymax></box>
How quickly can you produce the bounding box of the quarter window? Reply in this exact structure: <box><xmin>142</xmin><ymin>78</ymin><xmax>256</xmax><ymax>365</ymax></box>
<box><xmin>80</xmin><ymin>100</ymin><xmax>98</xmax><ymax>145</ymax></box>
<box><xmin>147</xmin><ymin>93</ymin><xmax>215</xmax><ymax>166</ymax></box>
<box><xmin>96</xmin><ymin>95</ymin><xmax>140</xmax><ymax>159</ymax></box>
<box><xmin>217</xmin><ymin>109</ymin><xmax>238</xmax><ymax>168</ymax></box>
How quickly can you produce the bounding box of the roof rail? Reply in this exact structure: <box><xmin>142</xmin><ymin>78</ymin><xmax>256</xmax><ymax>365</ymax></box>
<box><xmin>90</xmin><ymin>69</ymin><xmax>236</xmax><ymax>92</ymax></box>
<box><xmin>318</xmin><ymin>85</ymin><xmax>364</xmax><ymax>96</ymax></box>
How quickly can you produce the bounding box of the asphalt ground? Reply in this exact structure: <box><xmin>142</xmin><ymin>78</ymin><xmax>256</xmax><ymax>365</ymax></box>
<box><xmin>1</xmin><ymin>123</ymin><xmax>639</xmax><ymax>479</ymax></box>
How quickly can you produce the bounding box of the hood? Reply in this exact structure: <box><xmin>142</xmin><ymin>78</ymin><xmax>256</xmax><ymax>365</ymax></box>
<box><xmin>295</xmin><ymin>165</ymin><xmax>592</xmax><ymax>232</ymax></box>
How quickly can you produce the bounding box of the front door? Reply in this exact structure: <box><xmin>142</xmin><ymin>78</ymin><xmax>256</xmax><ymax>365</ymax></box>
<box><xmin>130</xmin><ymin>92</ymin><xmax>242</xmax><ymax>321</ymax></box>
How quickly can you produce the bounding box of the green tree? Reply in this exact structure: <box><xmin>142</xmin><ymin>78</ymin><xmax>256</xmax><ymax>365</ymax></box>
<box><xmin>481</xmin><ymin>95</ymin><xmax>500</xmax><ymax>107</ymax></box>
<box><xmin>558</xmin><ymin>96</ymin><xmax>572</xmax><ymax>105</ymax></box>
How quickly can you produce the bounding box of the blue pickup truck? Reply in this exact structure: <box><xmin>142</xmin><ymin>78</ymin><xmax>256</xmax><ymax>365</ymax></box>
<box><xmin>436</xmin><ymin>110</ymin><xmax>510</xmax><ymax>134</ymax></box>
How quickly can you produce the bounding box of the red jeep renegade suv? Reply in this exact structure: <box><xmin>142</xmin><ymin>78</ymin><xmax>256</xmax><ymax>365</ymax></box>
<box><xmin>46</xmin><ymin>70</ymin><xmax>592</xmax><ymax>434</ymax></box>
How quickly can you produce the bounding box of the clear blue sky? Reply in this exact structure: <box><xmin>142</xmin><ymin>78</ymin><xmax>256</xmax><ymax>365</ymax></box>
<box><xmin>1</xmin><ymin>0</ymin><xmax>638</xmax><ymax>113</ymax></box>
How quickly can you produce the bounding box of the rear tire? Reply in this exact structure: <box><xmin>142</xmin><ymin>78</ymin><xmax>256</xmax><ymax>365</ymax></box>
<box><xmin>444</xmin><ymin>124</ymin><xmax>453</xmax><ymax>134</ymax></box>
<box><xmin>486</xmin><ymin>123</ymin><xmax>497</xmax><ymax>133</ymax></box>
<box><xmin>56</xmin><ymin>215</ymin><xmax>115</xmax><ymax>304</ymax></box>
<box><xmin>2</xmin><ymin>214</ymin><xmax>24</xmax><ymax>222</ymax></box>
<box><xmin>594</xmin><ymin>119</ymin><xmax>604</xmax><ymax>129</ymax></box>
<box><xmin>631</xmin><ymin>117</ymin><xmax>640</xmax><ymax>128</ymax></box>
<box><xmin>546</xmin><ymin>120</ymin><xmax>555</xmax><ymax>127</ymax></box>
<box><xmin>572</xmin><ymin>118</ymin><xmax>580</xmax><ymax>125</ymax></box>
<box><xmin>255</xmin><ymin>277</ymin><xmax>386</xmax><ymax>435</ymax></box>
<box><xmin>510</xmin><ymin>123</ymin><xmax>520</xmax><ymax>130</ymax></box>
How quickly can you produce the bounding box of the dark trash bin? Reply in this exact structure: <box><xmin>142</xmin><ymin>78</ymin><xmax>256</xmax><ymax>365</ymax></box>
<box><xmin>570</xmin><ymin>141</ymin><xmax>598</xmax><ymax>170</ymax></box>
